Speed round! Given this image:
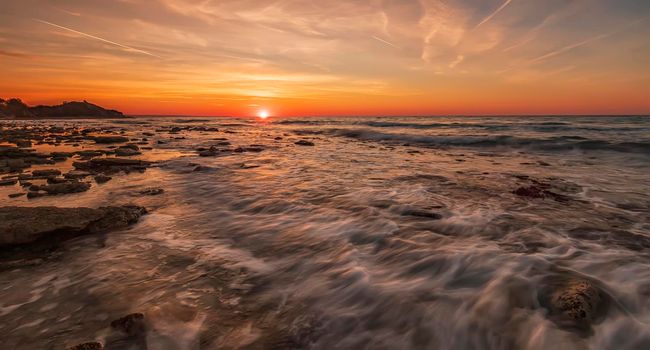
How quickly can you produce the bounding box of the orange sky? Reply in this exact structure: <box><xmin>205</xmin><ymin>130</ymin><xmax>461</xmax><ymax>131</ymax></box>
<box><xmin>1</xmin><ymin>0</ymin><xmax>649</xmax><ymax>116</ymax></box>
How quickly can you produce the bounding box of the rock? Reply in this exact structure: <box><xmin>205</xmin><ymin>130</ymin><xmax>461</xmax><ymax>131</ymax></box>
<box><xmin>76</xmin><ymin>150</ymin><xmax>104</xmax><ymax>158</ymax></box>
<box><xmin>46</xmin><ymin>177</ymin><xmax>68</xmax><ymax>184</ymax></box>
<box><xmin>245</xmin><ymin>147</ymin><xmax>264</xmax><ymax>152</ymax></box>
<box><xmin>115</xmin><ymin>147</ymin><xmax>141</xmax><ymax>156</ymax></box>
<box><xmin>35</xmin><ymin>181</ymin><xmax>91</xmax><ymax>195</ymax></box>
<box><xmin>32</xmin><ymin>169</ymin><xmax>61</xmax><ymax>177</ymax></box>
<box><xmin>15</xmin><ymin>140</ymin><xmax>32</xmax><ymax>148</ymax></box>
<box><xmin>295</xmin><ymin>140</ymin><xmax>315</xmax><ymax>146</ymax></box>
<box><xmin>94</xmin><ymin>175</ymin><xmax>112</xmax><ymax>183</ymax></box>
<box><xmin>512</xmin><ymin>185</ymin><xmax>569</xmax><ymax>202</ymax></box>
<box><xmin>73</xmin><ymin>158</ymin><xmax>151</xmax><ymax>174</ymax></box>
<box><xmin>539</xmin><ymin>277</ymin><xmax>609</xmax><ymax>335</ymax></box>
<box><xmin>7</xmin><ymin>158</ymin><xmax>26</xmax><ymax>170</ymax></box>
<box><xmin>66</xmin><ymin>342</ymin><xmax>103</xmax><ymax>350</ymax></box>
<box><xmin>50</xmin><ymin>151</ymin><xmax>73</xmax><ymax>159</ymax></box>
<box><xmin>92</xmin><ymin>136</ymin><xmax>129</xmax><ymax>144</ymax></box>
<box><xmin>0</xmin><ymin>178</ymin><xmax>17</xmax><ymax>186</ymax></box>
<box><xmin>0</xmin><ymin>205</ymin><xmax>147</xmax><ymax>246</ymax></box>
<box><xmin>26</xmin><ymin>191</ymin><xmax>47</xmax><ymax>199</ymax></box>
<box><xmin>8</xmin><ymin>193</ymin><xmax>24</xmax><ymax>198</ymax></box>
<box><xmin>402</xmin><ymin>209</ymin><xmax>442</xmax><ymax>220</ymax></box>
<box><xmin>64</xmin><ymin>170</ymin><xmax>92</xmax><ymax>179</ymax></box>
<box><xmin>139</xmin><ymin>188</ymin><xmax>164</xmax><ymax>196</ymax></box>
<box><xmin>110</xmin><ymin>313</ymin><xmax>146</xmax><ymax>336</ymax></box>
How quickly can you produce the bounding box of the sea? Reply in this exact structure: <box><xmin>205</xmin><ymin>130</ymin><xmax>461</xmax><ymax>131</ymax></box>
<box><xmin>1</xmin><ymin>116</ymin><xmax>649</xmax><ymax>349</ymax></box>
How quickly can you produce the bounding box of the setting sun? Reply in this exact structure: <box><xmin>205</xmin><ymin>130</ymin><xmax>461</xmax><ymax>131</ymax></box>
<box><xmin>258</xmin><ymin>110</ymin><xmax>269</xmax><ymax>119</ymax></box>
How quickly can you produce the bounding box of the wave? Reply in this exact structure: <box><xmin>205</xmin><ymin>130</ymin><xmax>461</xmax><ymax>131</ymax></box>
<box><xmin>313</xmin><ymin>128</ymin><xmax>650</xmax><ymax>155</ymax></box>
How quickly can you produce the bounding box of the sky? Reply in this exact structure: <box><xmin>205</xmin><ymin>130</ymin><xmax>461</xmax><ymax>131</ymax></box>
<box><xmin>0</xmin><ymin>0</ymin><xmax>649</xmax><ymax>116</ymax></box>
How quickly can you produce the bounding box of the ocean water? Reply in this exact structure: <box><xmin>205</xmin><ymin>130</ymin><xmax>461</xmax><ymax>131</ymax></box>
<box><xmin>1</xmin><ymin>116</ymin><xmax>649</xmax><ymax>349</ymax></box>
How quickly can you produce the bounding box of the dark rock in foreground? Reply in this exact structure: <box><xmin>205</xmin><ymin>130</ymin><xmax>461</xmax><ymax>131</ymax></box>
<box><xmin>0</xmin><ymin>205</ymin><xmax>146</xmax><ymax>246</ymax></box>
<box><xmin>539</xmin><ymin>276</ymin><xmax>610</xmax><ymax>336</ymax></box>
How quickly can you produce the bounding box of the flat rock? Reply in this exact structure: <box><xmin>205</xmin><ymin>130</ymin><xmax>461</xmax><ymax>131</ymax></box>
<box><xmin>92</xmin><ymin>136</ymin><xmax>129</xmax><ymax>144</ymax></box>
<box><xmin>32</xmin><ymin>169</ymin><xmax>61</xmax><ymax>177</ymax></box>
<box><xmin>73</xmin><ymin>158</ymin><xmax>151</xmax><ymax>174</ymax></box>
<box><xmin>0</xmin><ymin>205</ymin><xmax>146</xmax><ymax>246</ymax></box>
<box><xmin>33</xmin><ymin>181</ymin><xmax>91</xmax><ymax>195</ymax></box>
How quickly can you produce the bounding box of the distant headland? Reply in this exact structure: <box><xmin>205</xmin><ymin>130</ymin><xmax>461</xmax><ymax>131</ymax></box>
<box><xmin>0</xmin><ymin>98</ymin><xmax>126</xmax><ymax>119</ymax></box>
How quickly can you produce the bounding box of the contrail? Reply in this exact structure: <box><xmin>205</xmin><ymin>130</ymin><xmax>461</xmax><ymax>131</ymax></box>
<box><xmin>528</xmin><ymin>33</ymin><xmax>610</xmax><ymax>64</ymax></box>
<box><xmin>475</xmin><ymin>0</ymin><xmax>513</xmax><ymax>29</ymax></box>
<box><xmin>372</xmin><ymin>35</ymin><xmax>400</xmax><ymax>49</ymax></box>
<box><xmin>529</xmin><ymin>16</ymin><xmax>648</xmax><ymax>64</ymax></box>
<box><xmin>34</xmin><ymin>19</ymin><xmax>160</xmax><ymax>58</ymax></box>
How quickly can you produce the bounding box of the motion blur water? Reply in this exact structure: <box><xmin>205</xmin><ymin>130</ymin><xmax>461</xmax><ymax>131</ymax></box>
<box><xmin>1</xmin><ymin>116</ymin><xmax>649</xmax><ymax>349</ymax></box>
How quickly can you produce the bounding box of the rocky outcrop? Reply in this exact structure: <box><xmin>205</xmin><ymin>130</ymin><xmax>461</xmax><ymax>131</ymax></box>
<box><xmin>1</xmin><ymin>98</ymin><xmax>125</xmax><ymax>119</ymax></box>
<box><xmin>0</xmin><ymin>206</ymin><xmax>146</xmax><ymax>246</ymax></box>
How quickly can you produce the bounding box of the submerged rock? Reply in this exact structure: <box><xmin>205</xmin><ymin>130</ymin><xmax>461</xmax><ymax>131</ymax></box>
<box><xmin>139</xmin><ymin>188</ymin><xmax>164</xmax><ymax>196</ymax></box>
<box><xmin>512</xmin><ymin>185</ymin><xmax>568</xmax><ymax>202</ymax></box>
<box><xmin>402</xmin><ymin>209</ymin><xmax>442</xmax><ymax>220</ymax></box>
<box><xmin>295</xmin><ymin>140</ymin><xmax>315</xmax><ymax>146</ymax></box>
<box><xmin>0</xmin><ymin>205</ymin><xmax>146</xmax><ymax>246</ymax></box>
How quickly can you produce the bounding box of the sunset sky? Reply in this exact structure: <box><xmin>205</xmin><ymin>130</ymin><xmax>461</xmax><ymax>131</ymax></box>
<box><xmin>1</xmin><ymin>0</ymin><xmax>649</xmax><ymax>116</ymax></box>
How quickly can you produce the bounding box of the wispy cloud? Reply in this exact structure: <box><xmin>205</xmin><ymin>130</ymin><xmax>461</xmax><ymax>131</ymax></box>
<box><xmin>449</xmin><ymin>54</ymin><xmax>464</xmax><ymax>68</ymax></box>
<box><xmin>34</xmin><ymin>19</ymin><xmax>161</xmax><ymax>58</ymax></box>
<box><xmin>475</xmin><ymin>0</ymin><xmax>513</xmax><ymax>29</ymax></box>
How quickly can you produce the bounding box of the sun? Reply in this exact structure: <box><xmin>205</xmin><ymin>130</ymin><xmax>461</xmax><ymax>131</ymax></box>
<box><xmin>258</xmin><ymin>109</ymin><xmax>269</xmax><ymax>119</ymax></box>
